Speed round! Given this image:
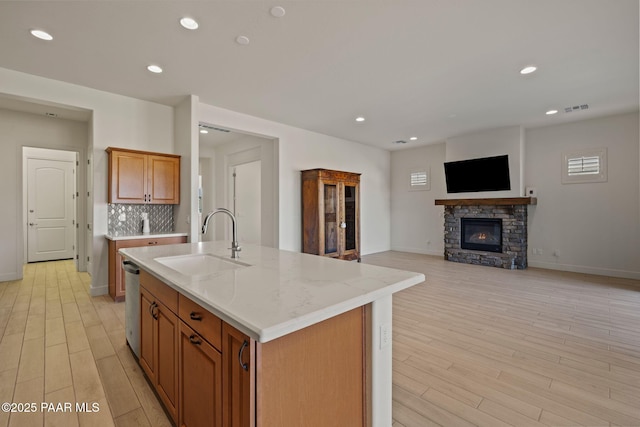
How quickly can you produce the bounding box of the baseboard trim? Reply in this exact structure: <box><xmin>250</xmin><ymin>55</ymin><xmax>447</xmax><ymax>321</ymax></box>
<box><xmin>0</xmin><ymin>272</ymin><xmax>21</xmax><ymax>282</ymax></box>
<box><xmin>90</xmin><ymin>284</ymin><xmax>108</xmax><ymax>297</ymax></box>
<box><xmin>528</xmin><ymin>260</ymin><xmax>640</xmax><ymax>280</ymax></box>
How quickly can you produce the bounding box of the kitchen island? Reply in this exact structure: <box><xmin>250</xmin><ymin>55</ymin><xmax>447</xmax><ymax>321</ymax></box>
<box><xmin>120</xmin><ymin>241</ymin><xmax>424</xmax><ymax>427</ymax></box>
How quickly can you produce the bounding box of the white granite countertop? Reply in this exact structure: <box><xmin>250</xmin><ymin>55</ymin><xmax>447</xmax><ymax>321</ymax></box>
<box><xmin>105</xmin><ymin>232</ymin><xmax>188</xmax><ymax>241</ymax></box>
<box><xmin>119</xmin><ymin>241</ymin><xmax>425</xmax><ymax>343</ymax></box>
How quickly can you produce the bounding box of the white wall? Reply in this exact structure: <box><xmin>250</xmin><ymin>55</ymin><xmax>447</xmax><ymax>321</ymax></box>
<box><xmin>0</xmin><ymin>108</ymin><xmax>88</xmax><ymax>281</ymax></box>
<box><xmin>390</xmin><ymin>143</ymin><xmax>446</xmax><ymax>255</ymax></box>
<box><xmin>174</xmin><ymin>95</ymin><xmax>199</xmax><ymax>238</ymax></box>
<box><xmin>446</xmin><ymin>126</ymin><xmax>524</xmax><ymax>197</ymax></box>
<box><xmin>525</xmin><ymin>112</ymin><xmax>639</xmax><ymax>279</ymax></box>
<box><xmin>198</xmin><ymin>103</ymin><xmax>391</xmax><ymax>255</ymax></box>
<box><xmin>0</xmin><ymin>67</ymin><xmax>174</xmax><ymax>294</ymax></box>
<box><xmin>390</xmin><ymin>112</ymin><xmax>639</xmax><ymax>279</ymax></box>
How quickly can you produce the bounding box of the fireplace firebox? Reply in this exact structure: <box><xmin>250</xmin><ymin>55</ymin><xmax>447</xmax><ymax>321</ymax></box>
<box><xmin>461</xmin><ymin>218</ymin><xmax>502</xmax><ymax>253</ymax></box>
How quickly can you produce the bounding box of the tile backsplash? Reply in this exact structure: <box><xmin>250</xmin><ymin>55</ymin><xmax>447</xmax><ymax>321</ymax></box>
<box><xmin>107</xmin><ymin>204</ymin><xmax>174</xmax><ymax>236</ymax></box>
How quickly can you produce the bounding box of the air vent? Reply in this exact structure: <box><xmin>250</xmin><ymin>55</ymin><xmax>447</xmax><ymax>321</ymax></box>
<box><xmin>199</xmin><ymin>124</ymin><xmax>231</xmax><ymax>133</ymax></box>
<box><xmin>44</xmin><ymin>112</ymin><xmax>58</xmax><ymax>118</ymax></box>
<box><xmin>564</xmin><ymin>104</ymin><xmax>589</xmax><ymax>113</ymax></box>
<box><xmin>392</xmin><ymin>140</ymin><xmax>407</xmax><ymax>145</ymax></box>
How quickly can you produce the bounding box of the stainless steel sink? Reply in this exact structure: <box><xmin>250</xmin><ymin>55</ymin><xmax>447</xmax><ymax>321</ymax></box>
<box><xmin>154</xmin><ymin>253</ymin><xmax>250</xmax><ymax>277</ymax></box>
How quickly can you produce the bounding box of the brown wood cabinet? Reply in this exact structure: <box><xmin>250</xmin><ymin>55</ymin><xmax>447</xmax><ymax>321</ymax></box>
<box><xmin>139</xmin><ymin>269</ymin><xmax>366</xmax><ymax>426</ymax></box>
<box><xmin>179</xmin><ymin>322</ymin><xmax>223</xmax><ymax>427</ymax></box>
<box><xmin>222</xmin><ymin>323</ymin><xmax>254</xmax><ymax>427</ymax></box>
<box><xmin>107</xmin><ymin>235</ymin><xmax>187</xmax><ymax>302</ymax></box>
<box><xmin>106</xmin><ymin>147</ymin><xmax>180</xmax><ymax>204</ymax></box>
<box><xmin>301</xmin><ymin>169</ymin><xmax>361</xmax><ymax>261</ymax></box>
<box><xmin>140</xmin><ymin>271</ymin><xmax>179</xmax><ymax>424</ymax></box>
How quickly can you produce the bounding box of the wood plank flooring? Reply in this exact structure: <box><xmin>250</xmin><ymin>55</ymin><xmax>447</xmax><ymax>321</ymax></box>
<box><xmin>1</xmin><ymin>254</ymin><xmax>639</xmax><ymax>426</ymax></box>
<box><xmin>0</xmin><ymin>260</ymin><xmax>171</xmax><ymax>427</ymax></box>
<box><xmin>360</xmin><ymin>252</ymin><xmax>640</xmax><ymax>427</ymax></box>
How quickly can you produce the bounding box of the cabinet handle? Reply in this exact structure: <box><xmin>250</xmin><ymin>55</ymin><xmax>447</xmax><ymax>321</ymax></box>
<box><xmin>144</xmin><ymin>194</ymin><xmax>147</xmax><ymax>202</ymax></box>
<box><xmin>238</xmin><ymin>340</ymin><xmax>249</xmax><ymax>371</ymax></box>
<box><xmin>149</xmin><ymin>302</ymin><xmax>158</xmax><ymax>320</ymax></box>
<box><xmin>148</xmin><ymin>241</ymin><xmax>158</xmax><ymax>245</ymax></box>
<box><xmin>189</xmin><ymin>312</ymin><xmax>203</xmax><ymax>321</ymax></box>
<box><xmin>189</xmin><ymin>335</ymin><xmax>202</xmax><ymax>345</ymax></box>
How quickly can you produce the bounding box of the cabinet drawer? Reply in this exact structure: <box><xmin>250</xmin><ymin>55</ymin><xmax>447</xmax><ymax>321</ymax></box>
<box><xmin>179</xmin><ymin>294</ymin><xmax>222</xmax><ymax>351</ymax></box>
<box><xmin>140</xmin><ymin>270</ymin><xmax>178</xmax><ymax>314</ymax></box>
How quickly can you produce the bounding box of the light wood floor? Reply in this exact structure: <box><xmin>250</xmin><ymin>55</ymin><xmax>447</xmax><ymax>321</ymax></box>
<box><xmin>1</xmin><ymin>254</ymin><xmax>639</xmax><ymax>426</ymax></box>
<box><xmin>361</xmin><ymin>252</ymin><xmax>640</xmax><ymax>427</ymax></box>
<box><xmin>0</xmin><ymin>260</ymin><xmax>171</xmax><ymax>427</ymax></box>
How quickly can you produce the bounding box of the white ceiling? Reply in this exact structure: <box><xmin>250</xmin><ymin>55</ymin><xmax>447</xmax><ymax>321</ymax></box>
<box><xmin>0</xmin><ymin>0</ymin><xmax>637</xmax><ymax>150</ymax></box>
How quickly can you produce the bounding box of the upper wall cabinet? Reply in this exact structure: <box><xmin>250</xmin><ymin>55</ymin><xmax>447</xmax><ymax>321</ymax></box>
<box><xmin>106</xmin><ymin>147</ymin><xmax>180</xmax><ymax>204</ymax></box>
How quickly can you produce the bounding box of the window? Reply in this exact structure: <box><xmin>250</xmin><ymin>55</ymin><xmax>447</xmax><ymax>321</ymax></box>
<box><xmin>562</xmin><ymin>148</ymin><xmax>607</xmax><ymax>184</ymax></box>
<box><xmin>409</xmin><ymin>168</ymin><xmax>430</xmax><ymax>191</ymax></box>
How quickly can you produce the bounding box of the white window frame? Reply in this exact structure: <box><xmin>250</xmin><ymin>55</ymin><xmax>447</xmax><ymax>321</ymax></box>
<box><xmin>408</xmin><ymin>167</ymin><xmax>430</xmax><ymax>191</ymax></box>
<box><xmin>562</xmin><ymin>148</ymin><xmax>607</xmax><ymax>184</ymax></box>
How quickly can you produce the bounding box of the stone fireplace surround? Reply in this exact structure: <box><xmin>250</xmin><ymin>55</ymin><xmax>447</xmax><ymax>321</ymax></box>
<box><xmin>435</xmin><ymin>197</ymin><xmax>536</xmax><ymax>269</ymax></box>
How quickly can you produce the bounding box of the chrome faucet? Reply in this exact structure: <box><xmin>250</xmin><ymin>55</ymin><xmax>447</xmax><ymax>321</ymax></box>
<box><xmin>202</xmin><ymin>208</ymin><xmax>242</xmax><ymax>259</ymax></box>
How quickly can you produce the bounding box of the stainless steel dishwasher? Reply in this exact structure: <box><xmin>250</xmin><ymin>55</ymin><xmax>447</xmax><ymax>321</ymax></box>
<box><xmin>123</xmin><ymin>260</ymin><xmax>140</xmax><ymax>358</ymax></box>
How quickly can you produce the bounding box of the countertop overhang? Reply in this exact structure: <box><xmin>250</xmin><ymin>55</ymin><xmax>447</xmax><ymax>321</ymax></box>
<box><xmin>119</xmin><ymin>241</ymin><xmax>425</xmax><ymax>343</ymax></box>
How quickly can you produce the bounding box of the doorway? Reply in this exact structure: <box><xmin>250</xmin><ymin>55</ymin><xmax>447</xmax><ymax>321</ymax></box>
<box><xmin>229</xmin><ymin>160</ymin><xmax>261</xmax><ymax>244</ymax></box>
<box><xmin>23</xmin><ymin>147</ymin><xmax>77</xmax><ymax>263</ymax></box>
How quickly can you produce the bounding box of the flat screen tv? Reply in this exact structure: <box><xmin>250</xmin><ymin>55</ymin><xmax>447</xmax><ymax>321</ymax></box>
<box><xmin>444</xmin><ymin>155</ymin><xmax>511</xmax><ymax>193</ymax></box>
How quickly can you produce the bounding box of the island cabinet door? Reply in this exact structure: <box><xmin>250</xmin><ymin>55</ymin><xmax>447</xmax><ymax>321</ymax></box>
<box><xmin>155</xmin><ymin>299</ymin><xmax>179</xmax><ymax>424</ymax></box>
<box><xmin>222</xmin><ymin>323</ymin><xmax>255</xmax><ymax>427</ymax></box>
<box><xmin>139</xmin><ymin>287</ymin><xmax>156</xmax><ymax>383</ymax></box>
<box><xmin>179</xmin><ymin>322</ymin><xmax>222</xmax><ymax>427</ymax></box>
<box><xmin>139</xmin><ymin>285</ymin><xmax>179</xmax><ymax>424</ymax></box>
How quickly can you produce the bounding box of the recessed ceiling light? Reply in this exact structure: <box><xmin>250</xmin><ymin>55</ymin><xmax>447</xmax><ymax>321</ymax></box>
<box><xmin>270</xmin><ymin>6</ymin><xmax>286</xmax><ymax>17</ymax></box>
<box><xmin>200</xmin><ymin>129</ymin><xmax>209</xmax><ymax>134</ymax></box>
<box><xmin>236</xmin><ymin>35</ymin><xmax>250</xmax><ymax>45</ymax></box>
<box><xmin>409</xmin><ymin>137</ymin><xmax>418</xmax><ymax>141</ymax></box>
<box><xmin>147</xmin><ymin>64</ymin><xmax>163</xmax><ymax>74</ymax></box>
<box><xmin>546</xmin><ymin>109</ymin><xmax>558</xmax><ymax>115</ymax></box>
<box><xmin>30</xmin><ymin>29</ymin><xmax>53</xmax><ymax>41</ymax></box>
<box><xmin>180</xmin><ymin>17</ymin><xmax>199</xmax><ymax>30</ymax></box>
<box><xmin>355</xmin><ymin>117</ymin><xmax>365</xmax><ymax>122</ymax></box>
<box><xmin>520</xmin><ymin>65</ymin><xmax>537</xmax><ymax>75</ymax></box>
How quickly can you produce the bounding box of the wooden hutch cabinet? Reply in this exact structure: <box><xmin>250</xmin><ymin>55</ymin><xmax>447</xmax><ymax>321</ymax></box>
<box><xmin>301</xmin><ymin>169</ymin><xmax>361</xmax><ymax>261</ymax></box>
<box><xmin>106</xmin><ymin>147</ymin><xmax>180</xmax><ymax>204</ymax></box>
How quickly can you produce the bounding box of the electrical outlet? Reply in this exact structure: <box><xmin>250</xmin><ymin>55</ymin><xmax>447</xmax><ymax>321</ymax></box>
<box><xmin>380</xmin><ymin>323</ymin><xmax>391</xmax><ymax>349</ymax></box>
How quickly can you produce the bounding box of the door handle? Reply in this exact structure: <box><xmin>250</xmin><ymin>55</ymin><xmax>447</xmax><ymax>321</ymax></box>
<box><xmin>340</xmin><ymin>222</ymin><xmax>347</xmax><ymax>229</ymax></box>
<box><xmin>29</xmin><ymin>222</ymin><xmax>38</xmax><ymax>226</ymax></box>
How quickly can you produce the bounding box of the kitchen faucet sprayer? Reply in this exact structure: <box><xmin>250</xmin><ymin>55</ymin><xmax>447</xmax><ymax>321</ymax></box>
<box><xmin>202</xmin><ymin>208</ymin><xmax>241</xmax><ymax>259</ymax></box>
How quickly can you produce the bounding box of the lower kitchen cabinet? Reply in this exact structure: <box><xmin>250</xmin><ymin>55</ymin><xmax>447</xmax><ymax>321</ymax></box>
<box><xmin>138</xmin><ymin>268</ymin><xmax>365</xmax><ymax>426</ymax></box>
<box><xmin>222</xmin><ymin>324</ymin><xmax>254</xmax><ymax>427</ymax></box>
<box><xmin>140</xmin><ymin>273</ymin><xmax>179</xmax><ymax>424</ymax></box>
<box><xmin>179</xmin><ymin>322</ymin><xmax>223</xmax><ymax>427</ymax></box>
<box><xmin>107</xmin><ymin>235</ymin><xmax>186</xmax><ymax>301</ymax></box>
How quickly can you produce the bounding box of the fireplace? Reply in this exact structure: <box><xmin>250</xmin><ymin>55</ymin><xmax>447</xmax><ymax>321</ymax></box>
<box><xmin>461</xmin><ymin>218</ymin><xmax>502</xmax><ymax>253</ymax></box>
<box><xmin>435</xmin><ymin>197</ymin><xmax>535</xmax><ymax>269</ymax></box>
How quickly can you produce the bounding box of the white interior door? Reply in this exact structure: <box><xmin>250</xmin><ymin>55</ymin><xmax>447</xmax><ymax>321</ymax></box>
<box><xmin>27</xmin><ymin>158</ymin><xmax>76</xmax><ymax>262</ymax></box>
<box><xmin>229</xmin><ymin>161</ymin><xmax>261</xmax><ymax>245</ymax></box>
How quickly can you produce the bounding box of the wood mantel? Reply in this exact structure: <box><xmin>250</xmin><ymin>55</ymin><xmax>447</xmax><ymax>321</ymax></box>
<box><xmin>435</xmin><ymin>197</ymin><xmax>537</xmax><ymax>206</ymax></box>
